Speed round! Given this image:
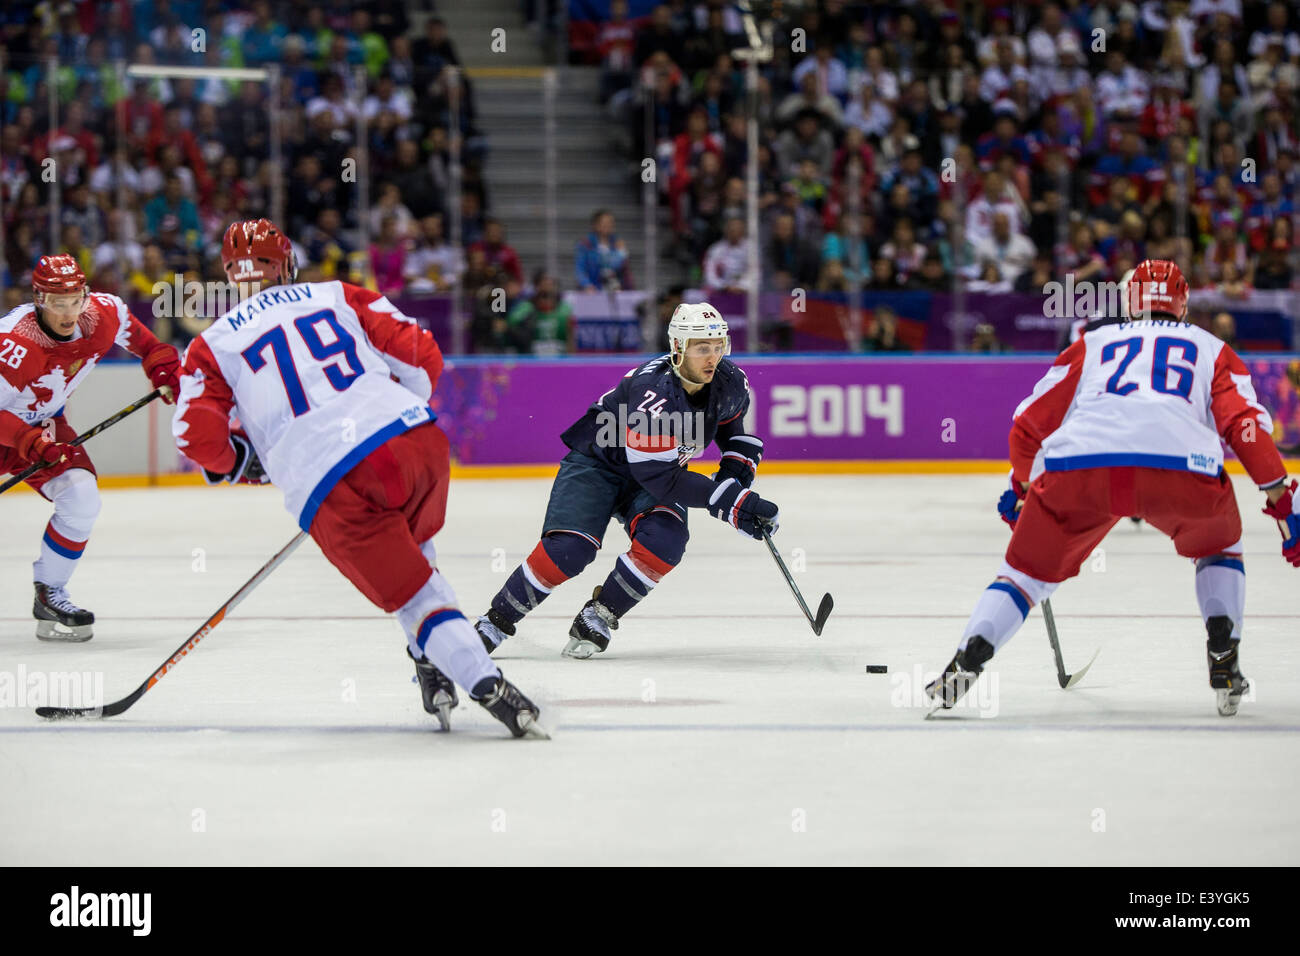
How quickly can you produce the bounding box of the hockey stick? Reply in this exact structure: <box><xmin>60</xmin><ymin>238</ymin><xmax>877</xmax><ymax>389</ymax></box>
<box><xmin>0</xmin><ymin>387</ymin><xmax>167</xmax><ymax>494</ymax></box>
<box><xmin>761</xmin><ymin>527</ymin><xmax>833</xmax><ymax>636</ymax></box>
<box><xmin>36</xmin><ymin>531</ymin><xmax>308</xmax><ymax>720</ymax></box>
<box><xmin>1041</xmin><ymin>597</ymin><xmax>1099</xmax><ymax>689</ymax></box>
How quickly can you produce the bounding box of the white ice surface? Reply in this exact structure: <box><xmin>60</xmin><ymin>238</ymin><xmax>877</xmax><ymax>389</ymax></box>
<box><xmin>1</xmin><ymin>474</ymin><xmax>1297</xmax><ymax>865</ymax></box>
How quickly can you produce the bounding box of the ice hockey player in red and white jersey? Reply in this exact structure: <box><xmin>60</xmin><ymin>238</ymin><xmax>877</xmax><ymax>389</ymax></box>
<box><xmin>172</xmin><ymin>219</ymin><xmax>546</xmax><ymax>737</ymax></box>
<box><xmin>929</xmin><ymin>259</ymin><xmax>1299</xmax><ymax>717</ymax></box>
<box><xmin>0</xmin><ymin>255</ymin><xmax>182</xmax><ymax>641</ymax></box>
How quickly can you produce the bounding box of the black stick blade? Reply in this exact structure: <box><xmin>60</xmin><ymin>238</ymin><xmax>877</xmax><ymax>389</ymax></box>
<box><xmin>812</xmin><ymin>593</ymin><xmax>834</xmax><ymax>635</ymax></box>
<box><xmin>35</xmin><ymin>705</ymin><xmax>99</xmax><ymax>720</ymax></box>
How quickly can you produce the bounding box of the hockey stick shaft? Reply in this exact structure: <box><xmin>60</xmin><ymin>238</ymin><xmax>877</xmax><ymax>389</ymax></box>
<box><xmin>36</xmin><ymin>531</ymin><xmax>308</xmax><ymax>719</ymax></box>
<box><xmin>761</xmin><ymin>528</ymin><xmax>833</xmax><ymax>635</ymax></box>
<box><xmin>0</xmin><ymin>387</ymin><xmax>166</xmax><ymax>494</ymax></box>
<box><xmin>1041</xmin><ymin>597</ymin><xmax>1069</xmax><ymax>687</ymax></box>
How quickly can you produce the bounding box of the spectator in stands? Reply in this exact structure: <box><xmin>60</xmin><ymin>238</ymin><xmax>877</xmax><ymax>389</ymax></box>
<box><xmin>971</xmin><ymin>211</ymin><xmax>1038</xmax><ymax>285</ymax></box>
<box><xmin>575</xmin><ymin>209</ymin><xmax>632</xmax><ymax>292</ymax></box>
<box><xmin>404</xmin><ymin>213</ymin><xmax>463</xmax><ymax>293</ymax></box>
<box><xmin>128</xmin><ymin>243</ymin><xmax>171</xmax><ymax>300</ymax></box>
<box><xmin>634</xmin><ymin>4</ymin><xmax>685</xmax><ymax>71</ymax></box>
<box><xmin>906</xmin><ymin>252</ymin><xmax>950</xmax><ymax>292</ymax></box>
<box><xmin>683</xmin><ymin>5</ymin><xmax>741</xmax><ymax>76</ymax></box>
<box><xmin>367</xmin><ymin>182</ymin><xmax>414</xmax><ymax>241</ymax></box>
<box><xmin>304</xmin><ymin>208</ymin><xmax>356</xmax><ymax>281</ymax></box>
<box><xmin>703</xmin><ymin>216</ymin><xmax>754</xmax><ymax>295</ymax></box>
<box><xmin>866</xmin><ymin>256</ymin><xmax>900</xmax><ymax>290</ymax></box>
<box><xmin>970</xmin><ymin>322</ymin><xmax>1010</xmax><ymax>354</ymax></box>
<box><xmin>1254</xmin><ymin>237</ymin><xmax>1295</xmax><ymax>290</ymax></box>
<box><xmin>507</xmin><ymin>273</ymin><xmax>574</xmax><ymax>356</ymax></box>
<box><xmin>863</xmin><ymin>306</ymin><xmax>910</xmax><ymax>352</ymax></box>
<box><xmin>853</xmin><ymin>46</ymin><xmax>900</xmax><ymax>107</ymax></box>
<box><xmin>370</xmin><ymin>214</ymin><xmax>406</xmax><ymax>298</ymax></box>
<box><xmin>776</xmin><ymin>74</ymin><xmax>843</xmax><ymax>130</ymax></box>
<box><xmin>880</xmin><ymin>218</ymin><xmax>928</xmax><ymax>281</ymax></box>
<box><xmin>821</xmin><ymin>211</ymin><xmax>870</xmax><ymax>286</ymax></box>
<box><xmin>469</xmin><ymin>218</ymin><xmax>522</xmax><ymax>286</ymax></box>
<box><xmin>1211</xmin><ymin>311</ymin><xmax>1239</xmax><ymax>348</ymax></box>
<box><xmin>1014</xmin><ymin>252</ymin><xmax>1056</xmax><ymax>294</ymax></box>
<box><xmin>1199</xmin><ymin>79</ymin><xmax>1254</xmax><ymax>152</ymax></box>
<box><xmin>793</xmin><ymin>42</ymin><xmax>848</xmax><ymax>104</ymax></box>
<box><xmin>412</xmin><ymin>16</ymin><xmax>462</xmax><ymax>84</ymax></box>
<box><xmin>1095</xmin><ymin>48</ymin><xmax>1150</xmax><ymax>119</ymax></box>
<box><xmin>598</xmin><ymin>0</ymin><xmax>639</xmax><ymax>104</ymax></box>
<box><xmin>144</xmin><ymin>176</ymin><xmax>201</xmax><ymax>250</ymax></box>
<box><xmin>786</xmin><ymin>158</ymin><xmax>828</xmax><ymax>217</ymax></box>
<box><xmin>1217</xmin><ymin>261</ymin><xmax>1251</xmax><ymax>299</ymax></box>
<box><xmin>1056</xmin><ymin>221</ymin><xmax>1107</xmax><ymax>283</ymax></box>
<box><xmin>843</xmin><ymin>79</ymin><xmax>893</xmax><ymax>142</ymax></box>
<box><xmin>1203</xmin><ymin>212</ymin><xmax>1249</xmax><ymax>282</ymax></box>
<box><xmin>965</xmin><ymin>169</ymin><xmax>1024</xmax><ymax>244</ymax></box>
<box><xmin>766</xmin><ymin>212</ymin><xmax>819</xmax><ymax>289</ymax></box>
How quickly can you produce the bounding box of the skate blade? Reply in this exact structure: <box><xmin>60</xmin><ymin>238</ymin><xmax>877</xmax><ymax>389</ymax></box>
<box><xmin>1216</xmin><ymin>679</ymin><xmax>1249</xmax><ymax>717</ymax></box>
<box><xmin>518</xmin><ymin>712</ymin><xmax>551</xmax><ymax>740</ymax></box>
<box><xmin>432</xmin><ymin>691</ymin><xmax>455</xmax><ymax>732</ymax></box>
<box><xmin>36</xmin><ymin>620</ymin><xmax>93</xmax><ymax>642</ymax></box>
<box><xmin>561</xmin><ymin>637</ymin><xmax>600</xmax><ymax>659</ymax></box>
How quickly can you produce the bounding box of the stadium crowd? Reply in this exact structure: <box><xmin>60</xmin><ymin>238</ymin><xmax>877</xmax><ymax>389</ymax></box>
<box><xmin>585</xmin><ymin>0</ymin><xmax>1298</xmax><ymax>301</ymax></box>
<box><xmin>0</xmin><ymin>1</ymin><xmax>1297</xmax><ymax>355</ymax></box>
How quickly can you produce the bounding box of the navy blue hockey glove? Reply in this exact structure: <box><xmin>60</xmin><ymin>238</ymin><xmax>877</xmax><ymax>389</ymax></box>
<box><xmin>204</xmin><ymin>431</ymin><xmax>269</xmax><ymax>486</ymax></box>
<box><xmin>708</xmin><ymin>477</ymin><xmax>779</xmax><ymax>539</ymax></box>
<box><xmin>998</xmin><ymin>474</ymin><xmax>1027</xmax><ymax>529</ymax></box>
<box><xmin>712</xmin><ymin>435</ymin><xmax>764</xmax><ymax>489</ymax></box>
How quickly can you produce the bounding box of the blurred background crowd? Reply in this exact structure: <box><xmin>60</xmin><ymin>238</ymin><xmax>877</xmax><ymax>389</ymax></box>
<box><xmin>0</xmin><ymin>0</ymin><xmax>1297</xmax><ymax>355</ymax></box>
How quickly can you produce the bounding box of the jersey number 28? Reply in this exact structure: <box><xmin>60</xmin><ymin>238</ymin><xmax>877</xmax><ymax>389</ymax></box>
<box><xmin>1101</xmin><ymin>335</ymin><xmax>1197</xmax><ymax>402</ymax></box>
<box><xmin>241</xmin><ymin>309</ymin><xmax>362</xmax><ymax>417</ymax></box>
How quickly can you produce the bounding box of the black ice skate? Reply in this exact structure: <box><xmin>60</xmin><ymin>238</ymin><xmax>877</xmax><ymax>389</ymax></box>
<box><xmin>408</xmin><ymin>648</ymin><xmax>458</xmax><ymax>731</ymax></box>
<box><xmin>473</xmin><ymin>673</ymin><xmax>549</xmax><ymax>739</ymax></box>
<box><xmin>474</xmin><ymin>608</ymin><xmax>515</xmax><ymax>654</ymax></box>
<box><xmin>33</xmin><ymin>583</ymin><xmax>94</xmax><ymax>642</ymax></box>
<box><xmin>925</xmin><ymin>636</ymin><xmax>995</xmax><ymax>716</ymax></box>
<box><xmin>563</xmin><ymin>587</ymin><xmax>618</xmax><ymax>659</ymax></box>
<box><xmin>1206</xmin><ymin>616</ymin><xmax>1250</xmax><ymax>717</ymax></box>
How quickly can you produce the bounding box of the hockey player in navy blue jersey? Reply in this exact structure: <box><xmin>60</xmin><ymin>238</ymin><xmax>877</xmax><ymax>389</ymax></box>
<box><xmin>475</xmin><ymin>302</ymin><xmax>780</xmax><ymax>658</ymax></box>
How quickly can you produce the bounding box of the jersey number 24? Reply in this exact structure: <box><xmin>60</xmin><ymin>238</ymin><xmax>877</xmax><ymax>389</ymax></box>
<box><xmin>241</xmin><ymin>309</ymin><xmax>362</xmax><ymax>416</ymax></box>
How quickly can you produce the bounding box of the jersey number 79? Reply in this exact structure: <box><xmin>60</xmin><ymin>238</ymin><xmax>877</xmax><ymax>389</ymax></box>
<box><xmin>241</xmin><ymin>309</ymin><xmax>362</xmax><ymax>417</ymax></box>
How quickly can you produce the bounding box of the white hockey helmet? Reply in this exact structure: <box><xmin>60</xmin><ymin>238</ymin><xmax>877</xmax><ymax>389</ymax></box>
<box><xmin>668</xmin><ymin>301</ymin><xmax>730</xmax><ymax>371</ymax></box>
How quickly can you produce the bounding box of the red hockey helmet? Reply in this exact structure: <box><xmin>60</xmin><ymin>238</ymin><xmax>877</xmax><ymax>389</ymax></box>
<box><xmin>32</xmin><ymin>254</ymin><xmax>87</xmax><ymax>297</ymax></box>
<box><xmin>221</xmin><ymin>219</ymin><xmax>297</xmax><ymax>286</ymax></box>
<box><xmin>1127</xmin><ymin>259</ymin><xmax>1189</xmax><ymax>321</ymax></box>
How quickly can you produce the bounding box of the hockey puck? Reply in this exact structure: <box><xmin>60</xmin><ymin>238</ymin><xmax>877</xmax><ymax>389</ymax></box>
<box><xmin>865</xmin><ymin>665</ymin><xmax>888</xmax><ymax>674</ymax></box>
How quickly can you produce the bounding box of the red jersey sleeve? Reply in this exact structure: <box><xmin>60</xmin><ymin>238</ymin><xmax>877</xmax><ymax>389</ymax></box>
<box><xmin>173</xmin><ymin>335</ymin><xmax>237</xmax><ymax>474</ymax></box>
<box><xmin>339</xmin><ymin>283</ymin><xmax>443</xmax><ymax>400</ymax></box>
<box><xmin>1210</xmin><ymin>345</ymin><xmax>1287</xmax><ymax>488</ymax></box>
<box><xmin>1008</xmin><ymin>339</ymin><xmax>1086</xmax><ymax>483</ymax></box>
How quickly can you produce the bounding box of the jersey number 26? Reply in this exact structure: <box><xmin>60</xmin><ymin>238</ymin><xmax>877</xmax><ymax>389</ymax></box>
<box><xmin>1101</xmin><ymin>335</ymin><xmax>1197</xmax><ymax>402</ymax></box>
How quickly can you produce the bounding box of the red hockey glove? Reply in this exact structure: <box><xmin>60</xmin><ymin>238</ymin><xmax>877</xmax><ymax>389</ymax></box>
<box><xmin>14</xmin><ymin>423</ymin><xmax>72</xmax><ymax>466</ymax></box>
<box><xmin>1262</xmin><ymin>480</ymin><xmax>1300</xmax><ymax>567</ymax></box>
<box><xmin>141</xmin><ymin>342</ymin><xmax>182</xmax><ymax>404</ymax></box>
